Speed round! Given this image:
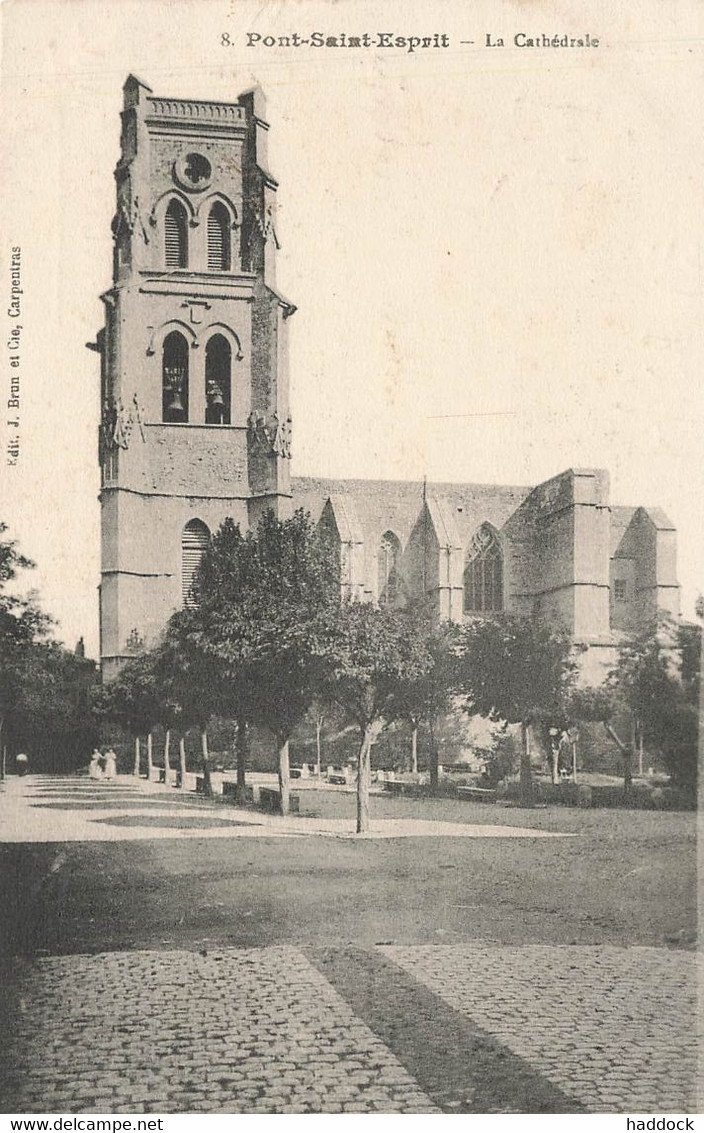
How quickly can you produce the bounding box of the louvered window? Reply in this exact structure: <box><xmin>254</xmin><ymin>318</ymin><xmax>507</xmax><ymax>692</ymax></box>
<box><xmin>207</xmin><ymin>203</ymin><xmax>230</xmax><ymax>271</ymax></box>
<box><xmin>164</xmin><ymin>199</ymin><xmax>187</xmax><ymax>269</ymax></box>
<box><xmin>182</xmin><ymin>520</ymin><xmax>210</xmax><ymax>607</ymax></box>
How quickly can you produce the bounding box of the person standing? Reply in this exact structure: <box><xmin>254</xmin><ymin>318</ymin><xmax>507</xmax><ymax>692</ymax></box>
<box><xmin>103</xmin><ymin>749</ymin><xmax>117</xmax><ymax>781</ymax></box>
<box><xmin>89</xmin><ymin>750</ymin><xmax>103</xmax><ymax>779</ymax></box>
<box><xmin>15</xmin><ymin>753</ymin><xmax>29</xmax><ymax>777</ymax></box>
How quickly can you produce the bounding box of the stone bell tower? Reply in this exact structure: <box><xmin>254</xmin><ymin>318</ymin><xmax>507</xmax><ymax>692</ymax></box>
<box><xmin>95</xmin><ymin>76</ymin><xmax>295</xmax><ymax>680</ymax></box>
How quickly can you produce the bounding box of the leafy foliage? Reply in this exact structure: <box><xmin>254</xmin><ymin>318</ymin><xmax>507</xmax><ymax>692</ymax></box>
<box><xmin>456</xmin><ymin>614</ymin><xmax>579</xmax><ymax>804</ymax></box>
<box><xmin>477</xmin><ymin>731</ymin><xmax>518</xmax><ymax>786</ymax></box>
<box><xmin>607</xmin><ymin>617</ymin><xmax>700</xmax><ymax>790</ymax></box>
<box><xmin>161</xmin><ymin>510</ymin><xmax>340</xmax><ymax>808</ymax></box>
<box><xmin>12</xmin><ymin>641</ymin><xmax>97</xmax><ymax>770</ymax></box>
<box><xmin>176</xmin><ymin>510</ymin><xmax>340</xmax><ymax>739</ymax></box>
<box><xmin>97</xmin><ymin>650</ymin><xmax>163</xmax><ymax>737</ymax></box>
<box><xmin>317</xmin><ymin>600</ymin><xmax>434</xmax><ymax>731</ymax></box>
<box><xmin>386</xmin><ymin>603</ymin><xmax>460</xmax><ymax>783</ymax></box>
<box><xmin>457</xmin><ymin>614</ymin><xmax>579</xmax><ymax>726</ymax></box>
<box><xmin>314</xmin><ymin>599</ymin><xmax>437</xmax><ymax>830</ymax></box>
<box><xmin>0</xmin><ymin>524</ymin><xmax>96</xmax><ymax>769</ymax></box>
<box><xmin>388</xmin><ymin>604</ymin><xmax>459</xmax><ymax>727</ymax></box>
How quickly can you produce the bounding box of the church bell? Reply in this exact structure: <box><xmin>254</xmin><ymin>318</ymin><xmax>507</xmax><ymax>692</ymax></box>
<box><xmin>167</xmin><ymin>387</ymin><xmax>185</xmax><ymax>414</ymax></box>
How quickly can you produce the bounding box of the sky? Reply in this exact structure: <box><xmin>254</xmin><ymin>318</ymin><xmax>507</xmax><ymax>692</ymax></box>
<box><xmin>1</xmin><ymin>0</ymin><xmax>702</xmax><ymax>659</ymax></box>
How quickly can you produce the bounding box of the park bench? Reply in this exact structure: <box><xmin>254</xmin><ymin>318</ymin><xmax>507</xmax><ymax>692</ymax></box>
<box><xmin>222</xmin><ymin>782</ymin><xmax>254</xmax><ymax>806</ymax></box>
<box><xmin>383</xmin><ymin>780</ymin><xmax>405</xmax><ymax>795</ymax></box>
<box><xmin>195</xmin><ymin>775</ymin><xmax>223</xmax><ymax>795</ymax></box>
<box><xmin>457</xmin><ymin>785</ymin><xmax>497</xmax><ymax>802</ymax></box>
<box><xmin>258</xmin><ymin>787</ymin><xmax>300</xmax><ymax>815</ymax></box>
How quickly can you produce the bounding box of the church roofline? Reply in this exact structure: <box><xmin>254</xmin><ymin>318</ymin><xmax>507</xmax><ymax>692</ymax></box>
<box><xmin>291</xmin><ymin>474</ymin><xmax>531</xmax><ymax>496</ymax></box>
<box><xmin>322</xmin><ymin>494</ymin><xmax>364</xmax><ymax>545</ymax></box>
<box><xmin>424</xmin><ymin>494</ymin><xmax>462</xmax><ymax>551</ymax></box>
<box><xmin>634</xmin><ymin>505</ymin><xmax>676</xmax><ymax>531</ymax></box>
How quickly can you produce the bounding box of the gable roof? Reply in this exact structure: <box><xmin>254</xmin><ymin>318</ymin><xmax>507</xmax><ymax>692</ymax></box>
<box><xmin>320</xmin><ymin>494</ymin><xmax>364</xmax><ymax>545</ymax></box>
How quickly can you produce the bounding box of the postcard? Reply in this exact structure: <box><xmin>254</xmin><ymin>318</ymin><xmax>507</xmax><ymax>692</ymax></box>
<box><xmin>0</xmin><ymin>0</ymin><xmax>700</xmax><ymax>1120</ymax></box>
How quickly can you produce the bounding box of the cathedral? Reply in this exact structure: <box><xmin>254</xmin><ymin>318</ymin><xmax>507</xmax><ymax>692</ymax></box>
<box><xmin>94</xmin><ymin>77</ymin><xmax>680</xmax><ymax>682</ymax></box>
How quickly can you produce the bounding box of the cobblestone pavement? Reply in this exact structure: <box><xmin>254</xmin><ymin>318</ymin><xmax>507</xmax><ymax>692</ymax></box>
<box><xmin>0</xmin><ymin>777</ymin><xmax>698</xmax><ymax>1114</ymax></box>
<box><xmin>1</xmin><ymin>947</ymin><xmax>438</xmax><ymax>1114</ymax></box>
<box><xmin>381</xmin><ymin>944</ymin><xmax>700</xmax><ymax>1113</ymax></box>
<box><xmin>1</xmin><ymin>942</ymin><xmax>698</xmax><ymax>1114</ymax></box>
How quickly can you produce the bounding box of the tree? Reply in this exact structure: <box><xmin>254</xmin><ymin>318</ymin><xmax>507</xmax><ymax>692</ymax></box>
<box><xmin>98</xmin><ymin>651</ymin><xmax>162</xmax><ymax>777</ymax></box>
<box><xmin>456</xmin><ymin>614</ymin><xmax>579</xmax><ymax>806</ymax></box>
<box><xmin>317</xmin><ymin>601</ymin><xmax>433</xmax><ymax>832</ymax></box>
<box><xmin>604</xmin><ymin>617</ymin><xmax>699</xmax><ymax>792</ymax></box>
<box><xmin>167</xmin><ymin>510</ymin><xmax>339</xmax><ymax>813</ymax></box>
<box><xmin>156</xmin><ymin>618</ymin><xmax>226</xmax><ymax>797</ymax></box>
<box><xmin>388</xmin><ymin>604</ymin><xmax>459</xmax><ymax>786</ymax></box>
<box><xmin>567</xmin><ymin>616</ymin><xmax>700</xmax><ymax>795</ymax></box>
<box><xmin>305</xmin><ymin>698</ymin><xmax>327</xmax><ymax>778</ymax></box>
<box><xmin>567</xmin><ymin>684</ymin><xmax>633</xmax><ymax>788</ymax></box>
<box><xmin>14</xmin><ymin>641</ymin><xmax>98</xmax><ymax>771</ymax></box>
<box><xmin>0</xmin><ymin>525</ymin><xmax>53</xmax><ymax>774</ymax></box>
<box><xmin>477</xmin><ymin>730</ymin><xmax>518</xmax><ymax>787</ymax></box>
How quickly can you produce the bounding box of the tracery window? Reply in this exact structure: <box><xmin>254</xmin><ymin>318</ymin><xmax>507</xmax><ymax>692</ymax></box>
<box><xmin>162</xmin><ymin>331</ymin><xmax>189</xmax><ymax>423</ymax></box>
<box><xmin>378</xmin><ymin>531</ymin><xmax>403</xmax><ymax>608</ymax></box>
<box><xmin>182</xmin><ymin>519</ymin><xmax>210</xmax><ymax>607</ymax></box>
<box><xmin>464</xmin><ymin>525</ymin><xmax>504</xmax><ymax>613</ymax></box>
<box><xmin>204</xmin><ymin>335</ymin><xmax>231</xmax><ymax>424</ymax></box>
<box><xmin>164</xmin><ymin>199</ymin><xmax>188</xmax><ymax>269</ymax></box>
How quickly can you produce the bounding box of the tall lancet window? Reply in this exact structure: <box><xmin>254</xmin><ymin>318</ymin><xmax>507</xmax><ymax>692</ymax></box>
<box><xmin>182</xmin><ymin>519</ymin><xmax>210</xmax><ymax>607</ymax></box>
<box><xmin>464</xmin><ymin>525</ymin><xmax>504</xmax><ymax>614</ymax></box>
<box><xmin>207</xmin><ymin>203</ymin><xmax>231</xmax><ymax>271</ymax></box>
<box><xmin>378</xmin><ymin>531</ymin><xmax>403</xmax><ymax>607</ymax></box>
<box><xmin>204</xmin><ymin>335</ymin><xmax>231</xmax><ymax>424</ymax></box>
<box><xmin>164</xmin><ymin>199</ymin><xmax>188</xmax><ymax>269</ymax></box>
<box><xmin>162</xmin><ymin>331</ymin><xmax>189</xmax><ymax>423</ymax></box>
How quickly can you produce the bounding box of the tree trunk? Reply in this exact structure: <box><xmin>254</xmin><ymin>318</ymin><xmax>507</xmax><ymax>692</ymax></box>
<box><xmin>201</xmin><ymin>728</ymin><xmax>212</xmax><ymax>798</ymax></box>
<box><xmin>164</xmin><ymin>729</ymin><xmax>171</xmax><ymax>782</ymax></box>
<box><xmin>357</xmin><ymin>730</ymin><xmax>372</xmax><ymax>834</ymax></box>
<box><xmin>236</xmin><ymin>716</ymin><xmax>248</xmax><ymax>796</ymax></box>
<box><xmin>519</xmin><ymin>721</ymin><xmax>534</xmax><ymax>806</ymax></box>
<box><xmin>638</xmin><ymin>731</ymin><xmax>644</xmax><ymax>778</ymax></box>
<box><xmin>315</xmin><ymin>715</ymin><xmax>323</xmax><ymax>779</ymax></box>
<box><xmin>179</xmin><ymin>736</ymin><xmax>187</xmax><ymax>792</ymax></box>
<box><xmin>357</xmin><ymin>720</ymin><xmax>382</xmax><ymax>834</ymax></box>
<box><xmin>410</xmin><ymin>723</ymin><xmax>418</xmax><ymax>775</ymax></box>
<box><xmin>0</xmin><ymin>717</ymin><xmax>5</xmax><ymax>780</ymax></box>
<box><xmin>278</xmin><ymin>736</ymin><xmax>290</xmax><ymax>816</ymax></box>
<box><xmin>428</xmin><ymin>718</ymin><xmax>439</xmax><ymax>792</ymax></box>
<box><xmin>604</xmin><ymin>722</ymin><xmax>633</xmax><ymax>793</ymax></box>
<box><xmin>133</xmin><ymin>736</ymin><xmax>141</xmax><ymax>778</ymax></box>
<box><xmin>147</xmin><ymin>731</ymin><xmax>153</xmax><ymax>780</ymax></box>
<box><xmin>550</xmin><ymin>739</ymin><xmax>560</xmax><ymax>785</ymax></box>
<box><xmin>634</xmin><ymin>718</ymin><xmax>644</xmax><ymax>777</ymax></box>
